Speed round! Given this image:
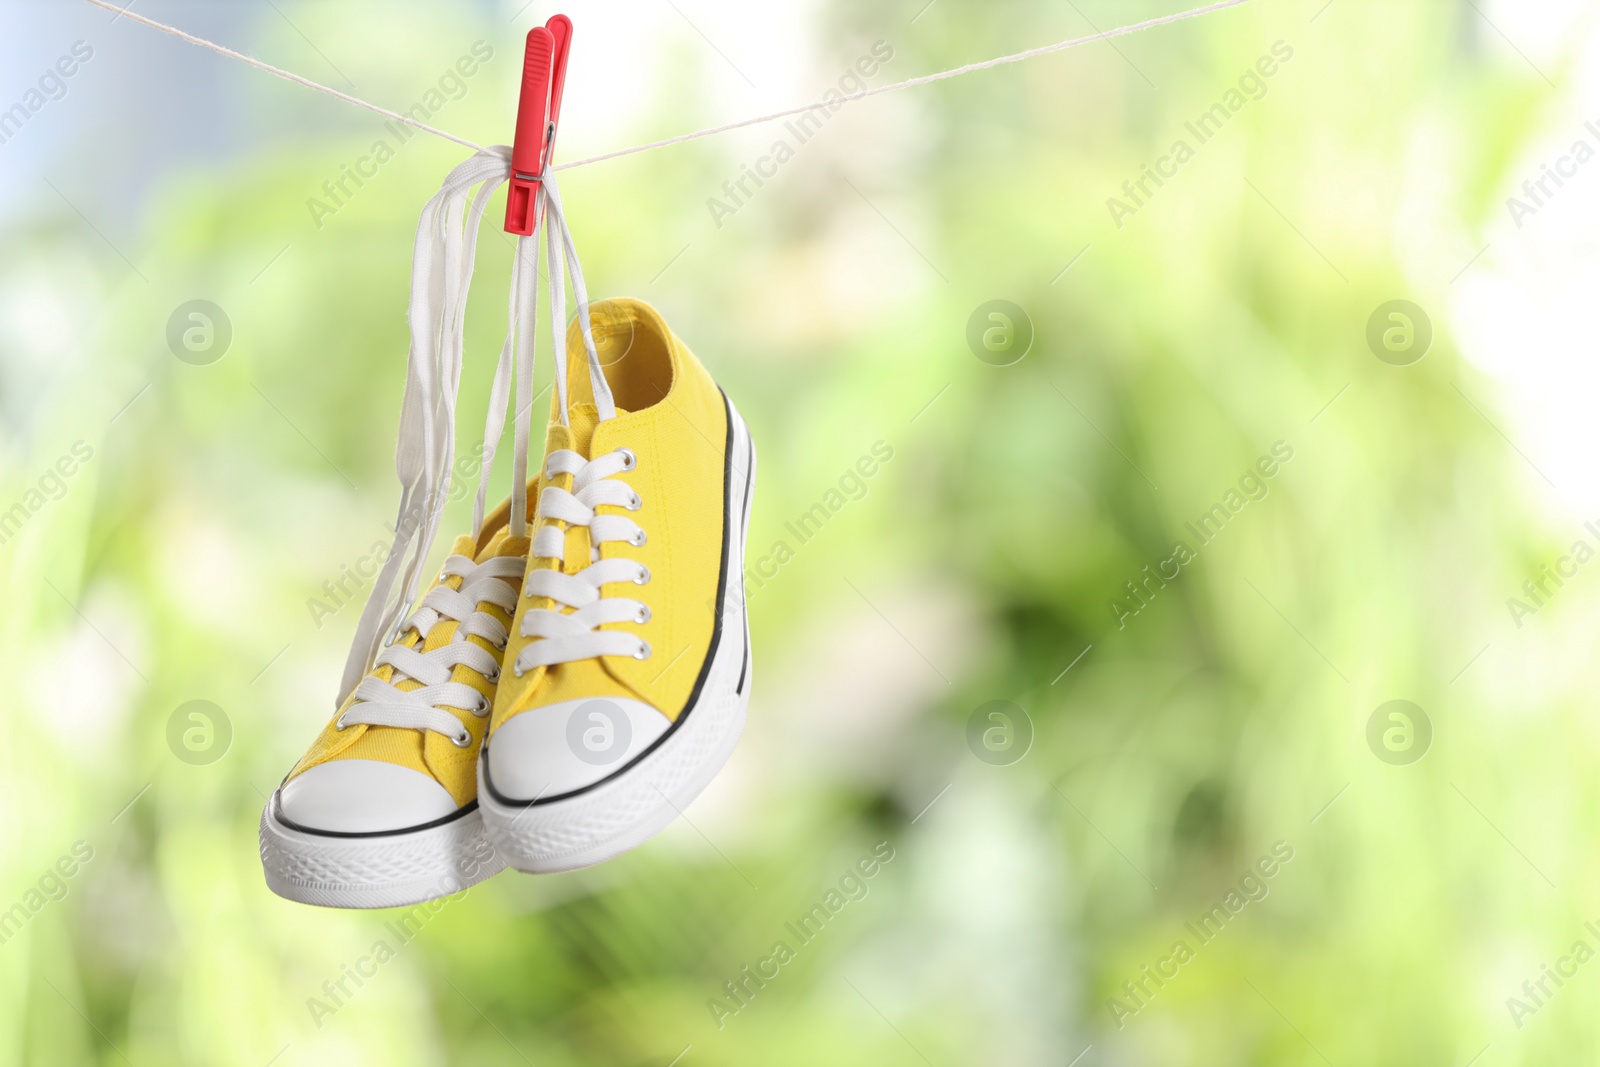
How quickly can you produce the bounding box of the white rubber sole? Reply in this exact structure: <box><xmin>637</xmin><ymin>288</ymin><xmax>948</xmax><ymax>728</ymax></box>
<box><xmin>479</xmin><ymin>394</ymin><xmax>756</xmax><ymax>873</ymax></box>
<box><xmin>259</xmin><ymin>800</ymin><xmax>506</xmax><ymax>909</ymax></box>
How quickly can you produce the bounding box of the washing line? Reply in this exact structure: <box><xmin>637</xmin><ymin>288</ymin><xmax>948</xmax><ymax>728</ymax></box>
<box><xmin>80</xmin><ymin>0</ymin><xmax>1255</xmax><ymax>168</ymax></box>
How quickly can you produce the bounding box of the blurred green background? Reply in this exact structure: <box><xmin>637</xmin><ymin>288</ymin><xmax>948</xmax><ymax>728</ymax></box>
<box><xmin>2</xmin><ymin>0</ymin><xmax>1593</xmax><ymax>1063</ymax></box>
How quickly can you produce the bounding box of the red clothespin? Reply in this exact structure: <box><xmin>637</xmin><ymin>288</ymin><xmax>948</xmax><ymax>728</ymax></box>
<box><xmin>505</xmin><ymin>14</ymin><xmax>572</xmax><ymax>236</ymax></box>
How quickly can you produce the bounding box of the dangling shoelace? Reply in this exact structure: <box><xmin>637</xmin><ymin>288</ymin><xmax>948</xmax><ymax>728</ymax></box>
<box><xmin>507</xmin><ymin>175</ymin><xmax>653</xmax><ymax>678</ymax></box>
<box><xmin>335</xmin><ymin>148</ymin><xmax>622</xmax><ymax>739</ymax></box>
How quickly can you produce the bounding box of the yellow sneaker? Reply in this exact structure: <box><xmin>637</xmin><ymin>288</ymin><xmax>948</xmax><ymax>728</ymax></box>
<box><xmin>260</xmin><ymin>150</ymin><xmax>543</xmax><ymax>908</ymax></box>
<box><xmin>259</xmin><ymin>510</ymin><xmax>525</xmax><ymax>908</ymax></box>
<box><xmin>479</xmin><ymin>298</ymin><xmax>756</xmax><ymax>872</ymax></box>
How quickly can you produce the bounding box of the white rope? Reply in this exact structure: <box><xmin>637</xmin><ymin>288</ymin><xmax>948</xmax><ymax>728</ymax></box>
<box><xmin>86</xmin><ymin>0</ymin><xmax>1253</xmax><ymax>169</ymax></box>
<box><xmin>82</xmin><ymin>0</ymin><xmax>491</xmax><ymax>154</ymax></box>
<box><xmin>555</xmin><ymin>0</ymin><xmax>1255</xmax><ymax>170</ymax></box>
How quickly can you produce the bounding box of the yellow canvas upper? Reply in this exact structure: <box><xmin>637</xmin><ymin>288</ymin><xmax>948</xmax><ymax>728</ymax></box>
<box><xmin>287</xmin><ymin>489</ymin><xmax>534</xmax><ymax>807</ymax></box>
<box><xmin>493</xmin><ymin>297</ymin><xmax>729</xmax><ymax>731</ymax></box>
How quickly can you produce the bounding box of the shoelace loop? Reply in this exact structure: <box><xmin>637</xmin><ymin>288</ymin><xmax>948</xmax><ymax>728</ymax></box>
<box><xmin>338</xmin><ymin>554</ymin><xmax>523</xmax><ymax>745</ymax></box>
<box><xmin>513</xmin><ymin>446</ymin><xmax>652</xmax><ymax>677</ymax></box>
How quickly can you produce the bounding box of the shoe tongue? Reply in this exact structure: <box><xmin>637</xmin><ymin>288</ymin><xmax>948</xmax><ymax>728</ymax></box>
<box><xmin>475</xmin><ymin>523</ymin><xmax>528</xmax><ymax>564</ymax></box>
<box><xmin>548</xmin><ymin>399</ymin><xmax>628</xmax><ymax>460</ymax></box>
<box><xmin>562</xmin><ymin>402</ymin><xmax>602</xmax><ymax>457</ymax></box>
<box><xmin>474</xmin><ymin>525</ymin><xmax>515</xmax><ymax>563</ymax></box>
<box><xmin>555</xmin><ymin>315</ymin><xmax>629</xmax><ymax>458</ymax></box>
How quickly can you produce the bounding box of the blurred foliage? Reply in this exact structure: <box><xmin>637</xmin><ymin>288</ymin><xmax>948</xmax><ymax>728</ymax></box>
<box><xmin>0</xmin><ymin>0</ymin><xmax>1592</xmax><ymax>1064</ymax></box>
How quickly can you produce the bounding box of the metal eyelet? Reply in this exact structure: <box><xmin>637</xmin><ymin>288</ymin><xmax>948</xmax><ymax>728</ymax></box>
<box><xmin>474</xmin><ymin>693</ymin><xmax>491</xmax><ymax>715</ymax></box>
<box><xmin>617</xmin><ymin>447</ymin><xmax>637</xmax><ymax>471</ymax></box>
<box><xmin>633</xmin><ymin>641</ymin><xmax>652</xmax><ymax>660</ymax></box>
<box><xmin>626</xmin><ymin>492</ymin><xmax>643</xmax><ymax>512</ymax></box>
<box><xmin>636</xmin><ymin>605</ymin><xmax>652</xmax><ymax>624</ymax></box>
<box><xmin>629</xmin><ymin>529</ymin><xmax>648</xmax><ymax>547</ymax></box>
<box><xmin>450</xmin><ymin>728</ymin><xmax>473</xmax><ymax>748</ymax></box>
<box><xmin>335</xmin><ymin>714</ymin><xmax>349</xmax><ymax>731</ymax></box>
<box><xmin>484</xmin><ymin>665</ymin><xmax>501</xmax><ymax>683</ymax></box>
<box><xmin>634</xmin><ymin>564</ymin><xmax>651</xmax><ymax>585</ymax></box>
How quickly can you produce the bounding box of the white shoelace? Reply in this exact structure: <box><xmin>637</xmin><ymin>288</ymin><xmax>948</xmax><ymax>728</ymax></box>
<box><xmin>335</xmin><ymin>148</ymin><xmax>619</xmax><ymax>742</ymax></box>
<box><xmin>514</xmin><ymin>446</ymin><xmax>652</xmax><ymax>676</ymax></box>
<box><xmin>339</xmin><ymin>554</ymin><xmax>523</xmax><ymax>745</ymax></box>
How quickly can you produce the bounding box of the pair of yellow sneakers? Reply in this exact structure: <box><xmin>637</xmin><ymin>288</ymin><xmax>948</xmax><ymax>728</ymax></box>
<box><xmin>259</xmin><ymin>155</ymin><xmax>755</xmax><ymax>908</ymax></box>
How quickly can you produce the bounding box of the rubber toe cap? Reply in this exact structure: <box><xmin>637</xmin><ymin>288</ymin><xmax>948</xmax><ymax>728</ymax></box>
<box><xmin>486</xmin><ymin>697</ymin><xmax>671</xmax><ymax>802</ymax></box>
<box><xmin>278</xmin><ymin>759</ymin><xmax>460</xmax><ymax>833</ymax></box>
